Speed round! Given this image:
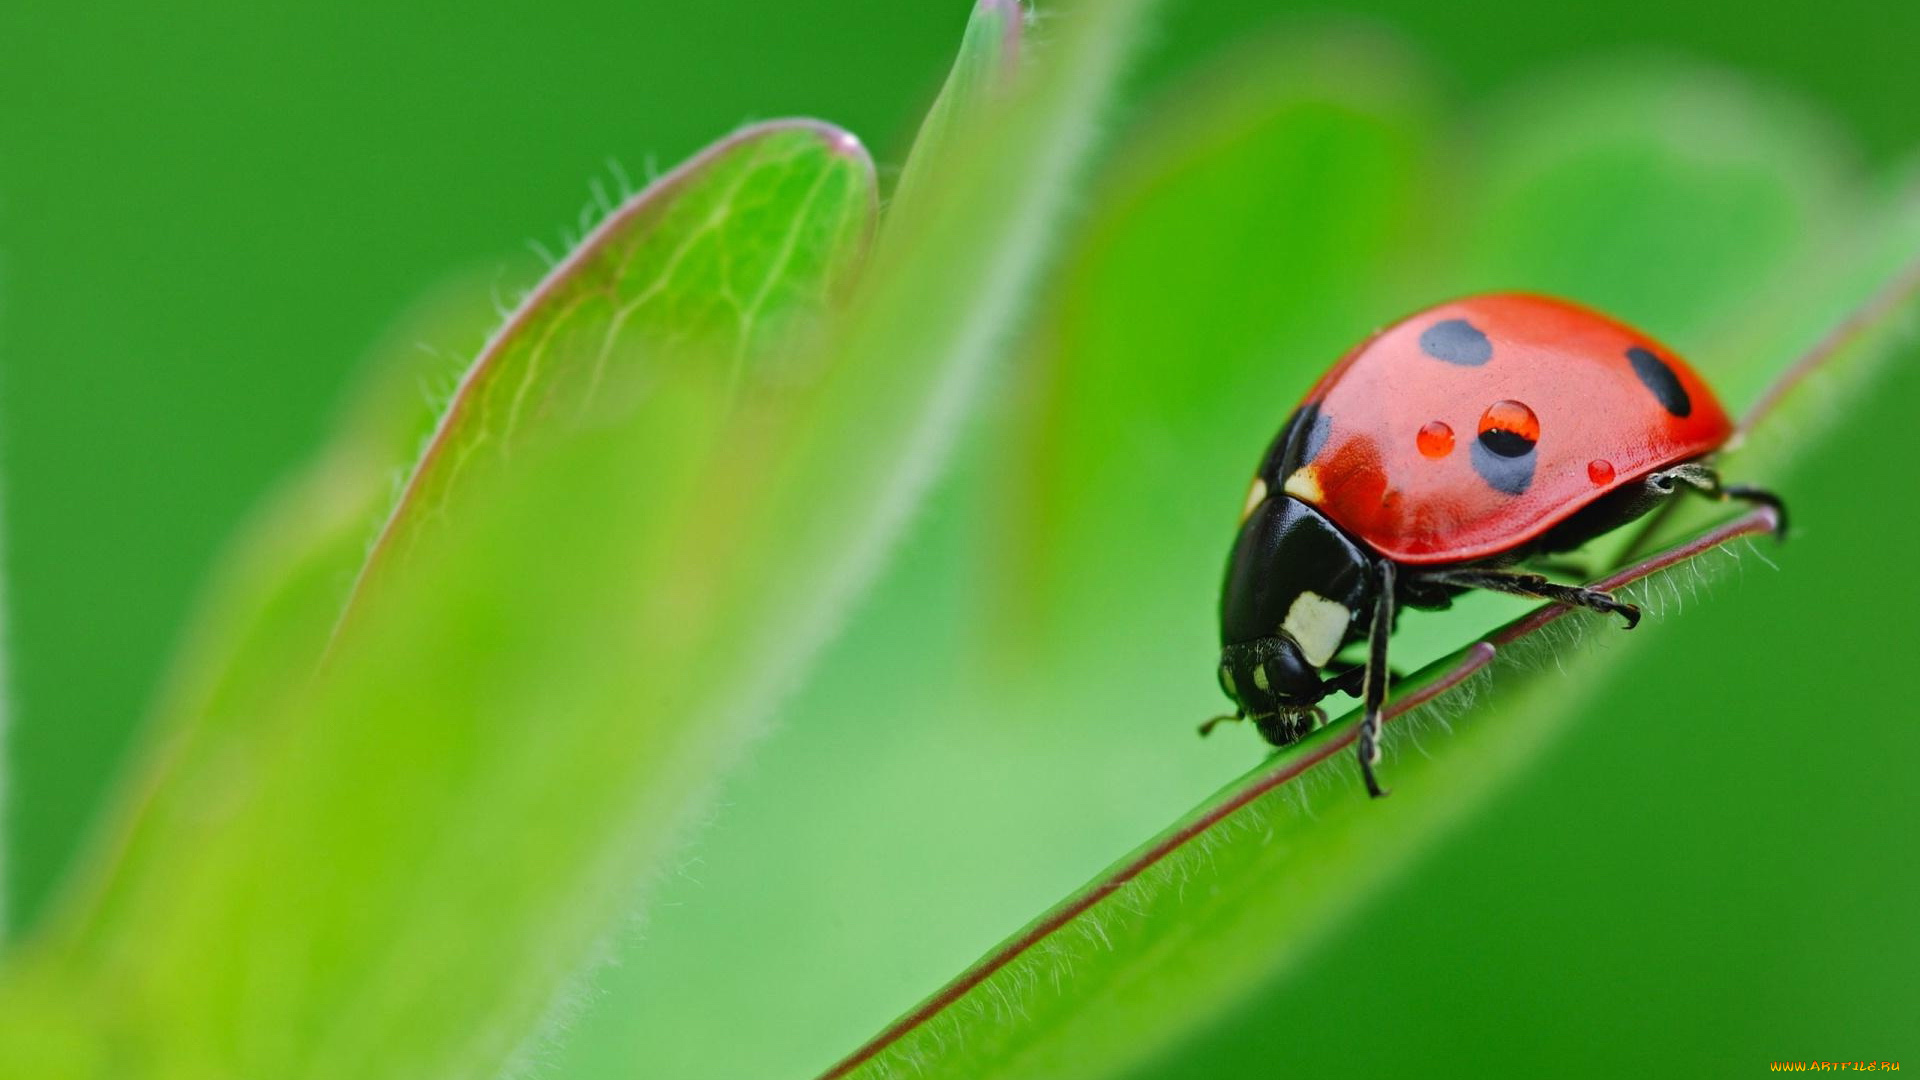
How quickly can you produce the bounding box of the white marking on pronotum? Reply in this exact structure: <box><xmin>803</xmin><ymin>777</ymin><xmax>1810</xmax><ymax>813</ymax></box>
<box><xmin>1282</xmin><ymin>590</ymin><xmax>1350</xmax><ymax>668</ymax></box>
<box><xmin>1240</xmin><ymin>476</ymin><xmax>1268</xmax><ymax>523</ymax></box>
<box><xmin>1283</xmin><ymin>465</ymin><xmax>1323</xmax><ymax>504</ymax></box>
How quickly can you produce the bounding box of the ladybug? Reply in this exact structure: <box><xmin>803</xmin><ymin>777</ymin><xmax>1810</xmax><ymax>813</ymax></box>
<box><xmin>1208</xmin><ymin>293</ymin><xmax>1784</xmax><ymax>797</ymax></box>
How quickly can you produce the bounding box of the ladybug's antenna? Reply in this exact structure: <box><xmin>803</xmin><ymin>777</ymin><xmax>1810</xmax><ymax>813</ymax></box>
<box><xmin>1197</xmin><ymin>713</ymin><xmax>1242</xmax><ymax>737</ymax></box>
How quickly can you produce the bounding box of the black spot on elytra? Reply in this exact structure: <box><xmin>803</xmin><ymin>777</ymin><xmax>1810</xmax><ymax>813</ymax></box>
<box><xmin>1264</xmin><ymin>403</ymin><xmax>1333</xmax><ymax>478</ymax></box>
<box><xmin>1477</xmin><ymin>427</ymin><xmax>1535</xmax><ymax>458</ymax></box>
<box><xmin>1470</xmin><ymin>438</ymin><xmax>1535</xmax><ymax>495</ymax></box>
<box><xmin>1628</xmin><ymin>345</ymin><xmax>1691</xmax><ymax>417</ymax></box>
<box><xmin>1419</xmin><ymin>318</ymin><xmax>1493</xmax><ymax>366</ymax></box>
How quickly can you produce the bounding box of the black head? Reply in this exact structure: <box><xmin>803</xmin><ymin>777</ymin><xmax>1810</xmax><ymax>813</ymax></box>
<box><xmin>1217</xmin><ymin>462</ymin><xmax>1376</xmax><ymax>744</ymax></box>
<box><xmin>1216</xmin><ymin>634</ymin><xmax>1326</xmax><ymax>744</ymax></box>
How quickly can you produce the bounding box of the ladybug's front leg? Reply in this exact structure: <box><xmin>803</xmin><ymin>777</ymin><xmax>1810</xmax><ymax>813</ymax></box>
<box><xmin>1323</xmin><ymin>661</ymin><xmax>1409</xmax><ymax>700</ymax></box>
<box><xmin>1356</xmin><ymin>560</ymin><xmax>1397</xmax><ymax>799</ymax></box>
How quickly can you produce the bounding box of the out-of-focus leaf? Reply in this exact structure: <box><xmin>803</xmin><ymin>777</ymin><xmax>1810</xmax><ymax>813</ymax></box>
<box><xmin>1639</xmin><ymin>173</ymin><xmax>1920</xmax><ymax>554</ymax></box>
<box><xmin>0</xmin><ymin>500</ymin><xmax>9</xmax><ymax>935</ymax></box>
<box><xmin>1729</xmin><ymin>173</ymin><xmax>1920</xmax><ymax>469</ymax></box>
<box><xmin>59</xmin><ymin>120</ymin><xmax>877</xmax><ymax>945</ymax></box>
<box><xmin>0</xmin><ymin>0</ymin><xmax>1160</xmax><ymax>1070</ymax></box>
<box><xmin>346</xmin><ymin>120</ymin><xmax>878</xmax><ymax>606</ymax></box>
<box><xmin>0</xmin><ymin>121</ymin><xmax>880</xmax><ymax>1079</ymax></box>
<box><xmin>891</xmin><ymin>0</ymin><xmax>1025</xmax><ymax>215</ymax></box>
<box><xmin>50</xmin><ymin>277</ymin><xmax>489</xmax><ymax>931</ymax></box>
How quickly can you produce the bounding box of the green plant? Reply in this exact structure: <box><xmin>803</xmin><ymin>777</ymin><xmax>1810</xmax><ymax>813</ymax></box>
<box><xmin>2</xmin><ymin>2</ymin><xmax>1916</xmax><ymax>1077</ymax></box>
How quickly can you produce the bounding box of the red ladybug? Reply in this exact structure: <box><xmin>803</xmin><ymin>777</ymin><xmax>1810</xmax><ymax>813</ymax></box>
<box><xmin>1209</xmin><ymin>293</ymin><xmax>1784</xmax><ymax>796</ymax></box>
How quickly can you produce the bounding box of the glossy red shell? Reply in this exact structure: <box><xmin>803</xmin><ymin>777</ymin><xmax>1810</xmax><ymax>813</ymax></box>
<box><xmin>1286</xmin><ymin>293</ymin><xmax>1733</xmax><ymax>564</ymax></box>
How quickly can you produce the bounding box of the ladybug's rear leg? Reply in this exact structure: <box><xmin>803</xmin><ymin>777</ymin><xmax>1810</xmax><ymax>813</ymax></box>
<box><xmin>1649</xmin><ymin>463</ymin><xmax>1791</xmax><ymax>537</ymax></box>
<box><xmin>1722</xmin><ymin>484</ymin><xmax>1789</xmax><ymax>533</ymax></box>
<box><xmin>1617</xmin><ymin>463</ymin><xmax>1790</xmax><ymax>563</ymax></box>
<box><xmin>1417</xmin><ymin>568</ymin><xmax>1641</xmax><ymax>629</ymax></box>
<box><xmin>1356</xmin><ymin>560</ymin><xmax>1397</xmax><ymax>799</ymax></box>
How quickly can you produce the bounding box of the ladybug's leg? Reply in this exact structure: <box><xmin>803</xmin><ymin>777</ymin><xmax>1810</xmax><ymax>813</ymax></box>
<box><xmin>1649</xmin><ymin>463</ymin><xmax>1792</xmax><ymax>538</ymax></box>
<box><xmin>1418</xmin><ymin>568</ymin><xmax>1641</xmax><ymax>628</ymax></box>
<box><xmin>1325</xmin><ymin>660</ymin><xmax>1409</xmax><ymax>699</ymax></box>
<box><xmin>1323</xmin><ymin>664</ymin><xmax>1366</xmax><ymax>698</ymax></box>
<box><xmin>1720</xmin><ymin>484</ymin><xmax>1790</xmax><ymax>536</ymax></box>
<box><xmin>1617</xmin><ymin>464</ymin><xmax>1790</xmax><ymax>562</ymax></box>
<box><xmin>1356</xmin><ymin>560</ymin><xmax>1397</xmax><ymax>799</ymax></box>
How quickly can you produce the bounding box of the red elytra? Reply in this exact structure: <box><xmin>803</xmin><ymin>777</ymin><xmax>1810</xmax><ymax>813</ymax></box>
<box><xmin>1283</xmin><ymin>292</ymin><xmax>1733</xmax><ymax>565</ymax></box>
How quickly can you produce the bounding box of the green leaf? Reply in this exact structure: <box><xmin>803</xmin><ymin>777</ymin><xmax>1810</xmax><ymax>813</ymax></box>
<box><xmin>0</xmin><ymin>274</ymin><xmax>493</xmax><ymax>1059</ymax></box>
<box><xmin>2</xmin><ymin>121</ymin><xmax>879</xmax><ymax>1078</ymax></box>
<box><xmin>1728</xmin><ymin>171</ymin><xmax>1920</xmax><ymax>472</ymax></box>
<box><xmin>818</xmin><ymin>75</ymin><xmax>1916</xmax><ymax>1080</ymax></box>
<box><xmin>73</xmin><ymin>275</ymin><xmax>487</xmax><ymax>885</ymax></box>
<box><xmin>891</xmin><ymin>0</ymin><xmax>1025</xmax><ymax>215</ymax></box>
<box><xmin>58</xmin><ymin>120</ymin><xmax>878</xmax><ymax>946</ymax></box>
<box><xmin>738</xmin><ymin>0</ymin><xmax>1150</xmax><ymax>646</ymax></box>
<box><xmin>825</xmin><ymin>511</ymin><xmax>1785</xmax><ymax>1080</ymax></box>
<box><xmin>345</xmin><ymin>120</ymin><xmax>878</xmax><ymax>611</ymax></box>
<box><xmin>0</xmin><ymin>519</ymin><xmax>8</xmax><ymax>937</ymax></box>
<box><xmin>0</xmin><ymin>275</ymin><xmax>489</xmax><ymax>1066</ymax></box>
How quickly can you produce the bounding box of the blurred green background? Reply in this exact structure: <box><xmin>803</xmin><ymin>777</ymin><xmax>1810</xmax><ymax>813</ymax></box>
<box><xmin>2</xmin><ymin>1</ymin><xmax>1916</xmax><ymax>1075</ymax></box>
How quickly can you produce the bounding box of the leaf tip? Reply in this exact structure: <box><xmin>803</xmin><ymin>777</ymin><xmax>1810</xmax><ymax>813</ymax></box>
<box><xmin>775</xmin><ymin>119</ymin><xmax>880</xmax><ymax>213</ymax></box>
<box><xmin>769</xmin><ymin>118</ymin><xmax>874</xmax><ymax>164</ymax></box>
<box><xmin>971</xmin><ymin>0</ymin><xmax>1027</xmax><ymax>92</ymax></box>
<box><xmin>976</xmin><ymin>0</ymin><xmax>1027</xmax><ymax>57</ymax></box>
